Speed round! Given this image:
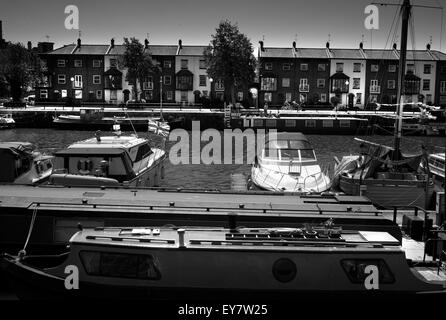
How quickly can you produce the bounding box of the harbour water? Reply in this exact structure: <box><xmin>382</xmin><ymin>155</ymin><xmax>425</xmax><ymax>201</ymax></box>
<box><xmin>1</xmin><ymin>128</ymin><xmax>444</xmax><ymax>190</ymax></box>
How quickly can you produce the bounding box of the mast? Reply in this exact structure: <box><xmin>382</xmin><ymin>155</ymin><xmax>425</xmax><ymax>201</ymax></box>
<box><xmin>394</xmin><ymin>0</ymin><xmax>411</xmax><ymax>159</ymax></box>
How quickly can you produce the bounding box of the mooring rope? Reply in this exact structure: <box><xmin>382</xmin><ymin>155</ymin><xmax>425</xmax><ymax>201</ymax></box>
<box><xmin>18</xmin><ymin>204</ymin><xmax>39</xmax><ymax>259</ymax></box>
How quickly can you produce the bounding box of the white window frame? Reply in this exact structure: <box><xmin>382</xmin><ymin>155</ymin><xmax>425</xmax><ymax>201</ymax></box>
<box><xmin>265</xmin><ymin>62</ymin><xmax>273</xmax><ymax>71</ymax></box>
<box><xmin>424</xmin><ymin>64</ymin><xmax>431</xmax><ymax>74</ymax></box>
<box><xmin>318</xmin><ymin>64</ymin><xmax>326</xmax><ymax>72</ymax></box>
<box><xmin>440</xmin><ymin>81</ymin><xmax>446</xmax><ymax>94</ymax></box>
<box><xmin>40</xmin><ymin>89</ymin><xmax>48</xmax><ymax>99</ymax></box>
<box><xmin>352</xmin><ymin>78</ymin><xmax>360</xmax><ymax>89</ymax></box>
<box><xmin>93</xmin><ymin>75</ymin><xmax>101</xmax><ymax>85</ymax></box>
<box><xmin>336</xmin><ymin>63</ymin><xmax>344</xmax><ymax>72</ymax></box>
<box><xmin>353</xmin><ymin>63</ymin><xmax>361</xmax><ymax>72</ymax></box>
<box><xmin>58</xmin><ymin>74</ymin><xmax>66</xmax><ymax>84</ymax></box>
<box><xmin>300</xmin><ymin>63</ymin><xmax>308</xmax><ymax>71</ymax></box>
<box><xmin>166</xmin><ymin>91</ymin><xmax>173</xmax><ymax>100</ymax></box>
<box><xmin>422</xmin><ymin>79</ymin><xmax>430</xmax><ymax>91</ymax></box>
<box><xmin>74</xmin><ymin>75</ymin><xmax>83</xmax><ymax>88</ymax></box>
<box><xmin>93</xmin><ymin>60</ymin><xmax>102</xmax><ymax>68</ymax></box>
<box><xmin>74</xmin><ymin>59</ymin><xmax>82</xmax><ymax>68</ymax></box>
<box><xmin>317</xmin><ymin>79</ymin><xmax>325</xmax><ymax>88</ymax></box>
<box><xmin>237</xmin><ymin>91</ymin><xmax>244</xmax><ymax>101</ymax></box>
<box><xmin>388</xmin><ymin>80</ymin><xmax>396</xmax><ymax>89</ymax></box>
<box><xmin>282</xmin><ymin>78</ymin><xmax>290</xmax><ymax>88</ymax></box>
<box><xmin>320</xmin><ymin>93</ymin><xmax>327</xmax><ymax>103</ymax></box>
<box><xmin>143</xmin><ymin>76</ymin><xmax>153</xmax><ymax>90</ymax></box>
<box><xmin>388</xmin><ymin>64</ymin><xmax>397</xmax><ymax>72</ymax></box>
<box><xmin>282</xmin><ymin>63</ymin><xmax>291</xmax><ymax>71</ymax></box>
<box><xmin>264</xmin><ymin>92</ymin><xmax>272</xmax><ymax>102</ymax></box>
<box><xmin>164</xmin><ymin>60</ymin><xmax>172</xmax><ymax>69</ymax></box>
<box><xmin>57</xmin><ymin>59</ymin><xmax>66</xmax><ymax>67</ymax></box>
<box><xmin>181</xmin><ymin>59</ymin><xmax>188</xmax><ymax>70</ymax></box>
<box><xmin>199</xmin><ymin>60</ymin><xmax>206</xmax><ymax>69</ymax></box>
<box><xmin>110</xmin><ymin>59</ymin><xmax>118</xmax><ymax>68</ymax></box>
<box><xmin>285</xmin><ymin>92</ymin><xmax>292</xmax><ymax>102</ymax></box>
<box><xmin>96</xmin><ymin>90</ymin><xmax>103</xmax><ymax>99</ymax></box>
<box><xmin>199</xmin><ymin>75</ymin><xmax>206</xmax><ymax>87</ymax></box>
<box><xmin>371</xmin><ymin>64</ymin><xmax>379</xmax><ymax>72</ymax></box>
<box><xmin>164</xmin><ymin>75</ymin><xmax>171</xmax><ymax>86</ymax></box>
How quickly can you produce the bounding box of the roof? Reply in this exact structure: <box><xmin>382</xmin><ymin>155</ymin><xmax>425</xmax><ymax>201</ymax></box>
<box><xmin>330</xmin><ymin>72</ymin><xmax>349</xmax><ymax>79</ymax></box>
<box><xmin>146</xmin><ymin>45</ymin><xmax>178</xmax><ymax>56</ymax></box>
<box><xmin>430</xmin><ymin>50</ymin><xmax>446</xmax><ymax>61</ymax></box>
<box><xmin>328</xmin><ymin>49</ymin><xmax>364</xmax><ymax>59</ymax></box>
<box><xmin>67</xmin><ymin>135</ymin><xmax>147</xmax><ymax>150</ymax></box>
<box><xmin>45</xmin><ymin>44</ymin><xmax>76</xmax><ymax>55</ymax></box>
<box><xmin>72</xmin><ymin>45</ymin><xmax>109</xmax><ymax>55</ymax></box>
<box><xmin>402</xmin><ymin>50</ymin><xmax>436</xmax><ymax>61</ymax></box>
<box><xmin>107</xmin><ymin>45</ymin><xmax>126</xmax><ymax>55</ymax></box>
<box><xmin>176</xmin><ymin>69</ymin><xmax>194</xmax><ymax>77</ymax></box>
<box><xmin>177</xmin><ymin>45</ymin><xmax>207</xmax><ymax>56</ymax></box>
<box><xmin>295</xmin><ymin>48</ymin><xmax>329</xmax><ymax>59</ymax></box>
<box><xmin>260</xmin><ymin>47</ymin><xmax>294</xmax><ymax>58</ymax></box>
<box><xmin>363</xmin><ymin>49</ymin><xmax>399</xmax><ymax>60</ymax></box>
<box><xmin>104</xmin><ymin>68</ymin><xmax>123</xmax><ymax>76</ymax></box>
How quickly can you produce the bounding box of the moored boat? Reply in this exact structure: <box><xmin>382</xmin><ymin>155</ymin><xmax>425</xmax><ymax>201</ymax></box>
<box><xmin>251</xmin><ymin>132</ymin><xmax>331</xmax><ymax>193</ymax></box>
<box><xmin>49</xmin><ymin>130</ymin><xmax>166</xmax><ymax>188</ymax></box>
<box><xmin>0</xmin><ymin>114</ymin><xmax>15</xmax><ymax>129</ymax></box>
<box><xmin>1</xmin><ymin>224</ymin><xmax>445</xmax><ymax>300</ymax></box>
<box><xmin>0</xmin><ymin>142</ymin><xmax>53</xmax><ymax>185</ymax></box>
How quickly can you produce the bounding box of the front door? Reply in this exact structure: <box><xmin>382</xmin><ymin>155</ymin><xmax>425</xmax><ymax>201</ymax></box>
<box><xmin>348</xmin><ymin>94</ymin><xmax>354</xmax><ymax>108</ymax></box>
<box><xmin>123</xmin><ymin>90</ymin><xmax>130</xmax><ymax>103</ymax></box>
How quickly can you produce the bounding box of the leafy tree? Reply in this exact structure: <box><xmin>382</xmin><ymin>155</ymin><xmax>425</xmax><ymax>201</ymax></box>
<box><xmin>0</xmin><ymin>42</ymin><xmax>37</xmax><ymax>101</ymax></box>
<box><xmin>204</xmin><ymin>20</ymin><xmax>256</xmax><ymax>104</ymax></box>
<box><xmin>121</xmin><ymin>38</ymin><xmax>159</xmax><ymax>102</ymax></box>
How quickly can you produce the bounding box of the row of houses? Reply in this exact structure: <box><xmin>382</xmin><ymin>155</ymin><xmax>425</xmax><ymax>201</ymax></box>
<box><xmin>34</xmin><ymin>38</ymin><xmax>446</xmax><ymax>107</ymax></box>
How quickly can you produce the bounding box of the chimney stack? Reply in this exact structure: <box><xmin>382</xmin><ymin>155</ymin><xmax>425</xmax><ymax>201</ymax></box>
<box><xmin>111</xmin><ymin>38</ymin><xmax>115</xmax><ymax>48</ymax></box>
<box><xmin>27</xmin><ymin>41</ymin><xmax>32</xmax><ymax>51</ymax></box>
<box><xmin>144</xmin><ymin>39</ymin><xmax>149</xmax><ymax>49</ymax></box>
<box><xmin>326</xmin><ymin>42</ymin><xmax>330</xmax><ymax>49</ymax></box>
<box><xmin>178</xmin><ymin>39</ymin><xmax>182</xmax><ymax>49</ymax></box>
<box><xmin>393</xmin><ymin>43</ymin><xmax>397</xmax><ymax>50</ymax></box>
<box><xmin>426</xmin><ymin>43</ymin><xmax>431</xmax><ymax>50</ymax></box>
<box><xmin>259</xmin><ymin>40</ymin><xmax>264</xmax><ymax>52</ymax></box>
<box><xmin>292</xmin><ymin>41</ymin><xmax>296</xmax><ymax>50</ymax></box>
<box><xmin>359</xmin><ymin>42</ymin><xmax>363</xmax><ymax>50</ymax></box>
<box><xmin>77</xmin><ymin>38</ymin><xmax>81</xmax><ymax>48</ymax></box>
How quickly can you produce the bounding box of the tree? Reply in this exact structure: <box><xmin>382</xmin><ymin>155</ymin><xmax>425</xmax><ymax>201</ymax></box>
<box><xmin>0</xmin><ymin>42</ymin><xmax>37</xmax><ymax>101</ymax></box>
<box><xmin>204</xmin><ymin>20</ymin><xmax>256</xmax><ymax>104</ymax></box>
<box><xmin>121</xmin><ymin>38</ymin><xmax>159</xmax><ymax>102</ymax></box>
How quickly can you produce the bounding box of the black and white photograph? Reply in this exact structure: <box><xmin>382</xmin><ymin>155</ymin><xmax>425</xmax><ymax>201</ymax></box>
<box><xmin>0</xmin><ymin>0</ymin><xmax>445</xmax><ymax>315</ymax></box>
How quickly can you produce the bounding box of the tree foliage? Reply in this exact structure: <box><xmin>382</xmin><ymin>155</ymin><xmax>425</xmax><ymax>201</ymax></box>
<box><xmin>204</xmin><ymin>20</ymin><xmax>256</xmax><ymax>104</ymax></box>
<box><xmin>121</xmin><ymin>37</ymin><xmax>159</xmax><ymax>102</ymax></box>
<box><xmin>0</xmin><ymin>42</ymin><xmax>37</xmax><ymax>101</ymax></box>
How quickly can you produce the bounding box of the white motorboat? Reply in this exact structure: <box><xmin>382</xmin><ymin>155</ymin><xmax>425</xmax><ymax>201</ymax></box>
<box><xmin>251</xmin><ymin>132</ymin><xmax>331</xmax><ymax>193</ymax></box>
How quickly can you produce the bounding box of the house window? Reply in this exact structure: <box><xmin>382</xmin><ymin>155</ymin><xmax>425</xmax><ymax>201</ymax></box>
<box><xmin>93</xmin><ymin>75</ymin><xmax>101</xmax><ymax>85</ymax></box>
<box><xmin>282</xmin><ymin>78</ymin><xmax>290</xmax><ymax>88</ymax></box>
<box><xmin>58</xmin><ymin>74</ymin><xmax>66</xmax><ymax>84</ymax></box>
<box><xmin>285</xmin><ymin>119</ymin><xmax>296</xmax><ymax>127</ymax></box>
<box><xmin>93</xmin><ymin>60</ymin><xmax>102</xmax><ymax>68</ymax></box>
<box><xmin>164</xmin><ymin>60</ymin><xmax>172</xmax><ymax>69</ymax></box>
<box><xmin>145</xmin><ymin>91</ymin><xmax>153</xmax><ymax>100</ymax></box>
<box><xmin>339</xmin><ymin>120</ymin><xmax>351</xmax><ymax>128</ymax></box>
<box><xmin>264</xmin><ymin>92</ymin><xmax>272</xmax><ymax>102</ymax></box>
<box><xmin>57</xmin><ymin>59</ymin><xmax>66</xmax><ymax>67</ymax></box>
<box><xmin>143</xmin><ymin>76</ymin><xmax>153</xmax><ymax>90</ymax></box>
<box><xmin>422</xmin><ymin>79</ymin><xmax>430</xmax><ymax>91</ymax></box>
<box><xmin>61</xmin><ymin>90</ymin><xmax>67</xmax><ymax>98</ymax></box>
<box><xmin>331</xmin><ymin>78</ymin><xmax>349</xmax><ymax>93</ymax></box>
<box><xmin>355</xmin><ymin>93</ymin><xmax>362</xmax><ymax>105</ymax></box>
<box><xmin>96</xmin><ymin>90</ymin><xmax>103</xmax><ymax>99</ymax></box>
<box><xmin>318</xmin><ymin>64</ymin><xmax>326</xmax><ymax>71</ymax></box>
<box><xmin>440</xmin><ymin>81</ymin><xmax>446</xmax><ymax>94</ymax></box>
<box><xmin>265</xmin><ymin>62</ymin><xmax>273</xmax><ymax>70</ymax></box>
<box><xmin>261</xmin><ymin>78</ymin><xmax>277</xmax><ymax>91</ymax></box>
<box><xmin>39</xmin><ymin>89</ymin><xmax>48</xmax><ymax>99</ymax></box>
<box><xmin>74</xmin><ymin>60</ymin><xmax>82</xmax><ymax>67</ymax></box>
<box><xmin>181</xmin><ymin>59</ymin><xmax>188</xmax><ymax>70</ymax></box>
<box><xmin>300</xmin><ymin>93</ymin><xmax>307</xmax><ymax>103</ymax></box>
<box><xmin>110</xmin><ymin>59</ymin><xmax>118</xmax><ymax>68</ymax></box>
<box><xmin>305</xmin><ymin>119</ymin><xmax>316</xmax><ymax>127</ymax></box>
<box><xmin>164</xmin><ymin>75</ymin><xmax>171</xmax><ymax>86</ymax></box>
<box><xmin>352</xmin><ymin>78</ymin><xmax>360</xmax><ymax>89</ymax></box>
<box><xmin>216</xmin><ymin>92</ymin><xmax>224</xmax><ymax>101</ymax></box>
<box><xmin>388</xmin><ymin>64</ymin><xmax>397</xmax><ymax>72</ymax></box>
<box><xmin>215</xmin><ymin>78</ymin><xmax>224</xmax><ymax>91</ymax></box>
<box><xmin>283</xmin><ymin>63</ymin><xmax>291</xmax><ymax>71</ymax></box>
<box><xmin>336</xmin><ymin>63</ymin><xmax>344</xmax><ymax>72</ymax></box>
<box><xmin>426</xmin><ymin>94</ymin><xmax>432</xmax><ymax>103</ymax></box>
<box><xmin>369</xmin><ymin>94</ymin><xmax>378</xmax><ymax>103</ymax></box>
<box><xmin>317</xmin><ymin>79</ymin><xmax>325</xmax><ymax>88</ymax></box>
<box><xmin>237</xmin><ymin>92</ymin><xmax>243</xmax><ymax>101</ymax></box>
<box><xmin>74</xmin><ymin>89</ymin><xmax>82</xmax><ymax>99</ymax></box>
<box><xmin>370</xmin><ymin>79</ymin><xmax>380</xmax><ymax>93</ymax></box>
<box><xmin>166</xmin><ymin>91</ymin><xmax>173</xmax><ymax>100</ymax></box>
<box><xmin>391</xmin><ymin>95</ymin><xmax>397</xmax><ymax>104</ymax></box>
<box><xmin>110</xmin><ymin>90</ymin><xmax>117</xmax><ymax>100</ymax></box>
<box><xmin>353</xmin><ymin>63</ymin><xmax>361</xmax><ymax>72</ymax></box>
<box><xmin>424</xmin><ymin>64</ymin><xmax>431</xmax><ymax>74</ymax></box>
<box><xmin>323</xmin><ymin>120</ymin><xmax>333</xmax><ymax>127</ymax></box>
<box><xmin>388</xmin><ymin>80</ymin><xmax>396</xmax><ymax>89</ymax></box>
<box><xmin>285</xmin><ymin>92</ymin><xmax>292</xmax><ymax>102</ymax></box>
<box><xmin>441</xmin><ymin>66</ymin><xmax>446</xmax><ymax>73</ymax></box>
<box><xmin>407</xmin><ymin>64</ymin><xmax>415</xmax><ymax>74</ymax></box>
<box><xmin>320</xmin><ymin>93</ymin><xmax>327</xmax><ymax>103</ymax></box>
<box><xmin>199</xmin><ymin>75</ymin><xmax>206</xmax><ymax>87</ymax></box>
<box><xmin>74</xmin><ymin>75</ymin><xmax>82</xmax><ymax>88</ymax></box>
<box><xmin>299</xmin><ymin>78</ymin><xmax>309</xmax><ymax>92</ymax></box>
<box><xmin>199</xmin><ymin>60</ymin><xmax>206</xmax><ymax>69</ymax></box>
<box><xmin>180</xmin><ymin>91</ymin><xmax>188</xmax><ymax>102</ymax></box>
<box><xmin>371</xmin><ymin>64</ymin><xmax>379</xmax><ymax>72</ymax></box>
<box><xmin>300</xmin><ymin>63</ymin><xmax>308</xmax><ymax>71</ymax></box>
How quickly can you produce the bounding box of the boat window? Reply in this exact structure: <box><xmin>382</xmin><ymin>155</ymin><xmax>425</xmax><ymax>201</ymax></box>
<box><xmin>299</xmin><ymin>149</ymin><xmax>316</xmax><ymax>161</ymax></box>
<box><xmin>80</xmin><ymin>251</ymin><xmax>161</xmax><ymax>280</ymax></box>
<box><xmin>280</xmin><ymin>149</ymin><xmax>300</xmax><ymax>160</ymax></box>
<box><xmin>264</xmin><ymin>148</ymin><xmax>279</xmax><ymax>159</ymax></box>
<box><xmin>135</xmin><ymin>143</ymin><xmax>153</xmax><ymax>162</ymax></box>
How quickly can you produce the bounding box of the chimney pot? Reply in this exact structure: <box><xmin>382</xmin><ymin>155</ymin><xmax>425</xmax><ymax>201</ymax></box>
<box><xmin>144</xmin><ymin>39</ymin><xmax>149</xmax><ymax>48</ymax></box>
<box><xmin>426</xmin><ymin>43</ymin><xmax>431</xmax><ymax>50</ymax></box>
<box><xmin>178</xmin><ymin>39</ymin><xmax>182</xmax><ymax>49</ymax></box>
<box><xmin>27</xmin><ymin>41</ymin><xmax>32</xmax><ymax>51</ymax></box>
<box><xmin>292</xmin><ymin>41</ymin><xmax>296</xmax><ymax>49</ymax></box>
<box><xmin>111</xmin><ymin>38</ymin><xmax>114</xmax><ymax>47</ymax></box>
<box><xmin>359</xmin><ymin>42</ymin><xmax>363</xmax><ymax>49</ymax></box>
<box><xmin>326</xmin><ymin>42</ymin><xmax>330</xmax><ymax>49</ymax></box>
<box><xmin>393</xmin><ymin>43</ymin><xmax>397</xmax><ymax>50</ymax></box>
<box><xmin>77</xmin><ymin>38</ymin><xmax>81</xmax><ymax>47</ymax></box>
<box><xmin>259</xmin><ymin>40</ymin><xmax>264</xmax><ymax>52</ymax></box>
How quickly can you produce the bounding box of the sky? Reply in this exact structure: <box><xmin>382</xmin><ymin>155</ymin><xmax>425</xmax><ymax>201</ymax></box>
<box><xmin>0</xmin><ymin>0</ymin><xmax>445</xmax><ymax>52</ymax></box>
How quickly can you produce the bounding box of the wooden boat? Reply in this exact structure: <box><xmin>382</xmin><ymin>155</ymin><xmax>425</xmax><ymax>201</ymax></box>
<box><xmin>0</xmin><ymin>142</ymin><xmax>53</xmax><ymax>185</ymax></box>
<box><xmin>49</xmin><ymin>130</ymin><xmax>166</xmax><ymax>188</ymax></box>
<box><xmin>0</xmin><ymin>114</ymin><xmax>15</xmax><ymax>129</ymax></box>
<box><xmin>1</xmin><ymin>224</ymin><xmax>445</xmax><ymax>299</ymax></box>
<box><xmin>251</xmin><ymin>132</ymin><xmax>330</xmax><ymax>192</ymax></box>
<box><xmin>424</xmin><ymin>153</ymin><xmax>445</xmax><ymax>187</ymax></box>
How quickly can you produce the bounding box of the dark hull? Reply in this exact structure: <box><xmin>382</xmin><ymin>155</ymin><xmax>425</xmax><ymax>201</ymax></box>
<box><xmin>2</xmin><ymin>256</ymin><xmax>445</xmax><ymax>301</ymax></box>
<box><xmin>52</xmin><ymin>118</ymin><xmax>183</xmax><ymax>131</ymax></box>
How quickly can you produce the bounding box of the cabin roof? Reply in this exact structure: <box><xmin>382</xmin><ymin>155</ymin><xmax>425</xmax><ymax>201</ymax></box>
<box><xmin>266</xmin><ymin>132</ymin><xmax>309</xmax><ymax>143</ymax></box>
<box><xmin>67</xmin><ymin>136</ymin><xmax>147</xmax><ymax>150</ymax></box>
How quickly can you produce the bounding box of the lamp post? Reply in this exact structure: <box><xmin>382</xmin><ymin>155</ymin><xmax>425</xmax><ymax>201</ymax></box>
<box><xmin>160</xmin><ymin>75</ymin><xmax>163</xmax><ymax>121</ymax></box>
<box><xmin>209</xmin><ymin>78</ymin><xmax>213</xmax><ymax>109</ymax></box>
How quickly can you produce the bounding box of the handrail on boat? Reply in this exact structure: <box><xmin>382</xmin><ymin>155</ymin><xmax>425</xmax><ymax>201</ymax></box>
<box><xmin>384</xmin><ymin>205</ymin><xmax>433</xmax><ymax>240</ymax></box>
<box><xmin>423</xmin><ymin>234</ymin><xmax>446</xmax><ymax>275</ymax></box>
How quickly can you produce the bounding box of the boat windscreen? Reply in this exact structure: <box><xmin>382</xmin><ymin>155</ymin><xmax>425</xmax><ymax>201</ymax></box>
<box><xmin>300</xmin><ymin>149</ymin><xmax>316</xmax><ymax>161</ymax></box>
<box><xmin>280</xmin><ymin>149</ymin><xmax>300</xmax><ymax>160</ymax></box>
<box><xmin>267</xmin><ymin>140</ymin><xmax>312</xmax><ymax>150</ymax></box>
